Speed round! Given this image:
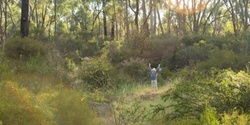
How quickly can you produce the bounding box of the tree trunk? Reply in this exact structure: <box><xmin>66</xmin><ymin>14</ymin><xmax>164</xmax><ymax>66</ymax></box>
<box><xmin>157</xmin><ymin>5</ymin><xmax>164</xmax><ymax>34</ymax></box>
<box><xmin>0</xmin><ymin>1</ymin><xmax>3</xmax><ymax>43</ymax></box>
<box><xmin>167</xmin><ymin>9</ymin><xmax>172</xmax><ymax>34</ymax></box>
<box><xmin>102</xmin><ymin>0</ymin><xmax>107</xmax><ymax>38</ymax></box>
<box><xmin>141</xmin><ymin>0</ymin><xmax>150</xmax><ymax>36</ymax></box>
<box><xmin>111</xmin><ymin>15</ymin><xmax>115</xmax><ymax>40</ymax></box>
<box><xmin>4</xmin><ymin>0</ymin><xmax>7</xmax><ymax>39</ymax></box>
<box><xmin>21</xmin><ymin>0</ymin><xmax>29</xmax><ymax>37</ymax></box>
<box><xmin>54</xmin><ymin>0</ymin><xmax>57</xmax><ymax>36</ymax></box>
<box><xmin>135</xmin><ymin>0</ymin><xmax>139</xmax><ymax>30</ymax></box>
<box><xmin>130</xmin><ymin>0</ymin><xmax>139</xmax><ymax>30</ymax></box>
<box><xmin>125</xmin><ymin>0</ymin><xmax>130</xmax><ymax>38</ymax></box>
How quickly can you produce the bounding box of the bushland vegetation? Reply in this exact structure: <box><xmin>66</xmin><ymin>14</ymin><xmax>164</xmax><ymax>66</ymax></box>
<box><xmin>1</xmin><ymin>32</ymin><xmax>250</xmax><ymax>125</ymax></box>
<box><xmin>2</xmin><ymin>0</ymin><xmax>250</xmax><ymax>124</ymax></box>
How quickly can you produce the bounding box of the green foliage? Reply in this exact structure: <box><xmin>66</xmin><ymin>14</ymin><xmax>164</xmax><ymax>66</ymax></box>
<box><xmin>106</xmin><ymin>40</ymin><xmax>124</xmax><ymax>64</ymax></box>
<box><xmin>149</xmin><ymin>34</ymin><xmax>180</xmax><ymax>63</ymax></box>
<box><xmin>181</xmin><ymin>34</ymin><xmax>207</xmax><ymax>46</ymax></box>
<box><xmin>173</xmin><ymin>40</ymin><xmax>215</xmax><ymax>68</ymax></box>
<box><xmin>120</xmin><ymin>58</ymin><xmax>148</xmax><ymax>81</ymax></box>
<box><xmin>4</xmin><ymin>37</ymin><xmax>46</xmax><ymax>60</ymax></box>
<box><xmin>197</xmin><ymin>49</ymin><xmax>249</xmax><ymax>71</ymax></box>
<box><xmin>165</xmin><ymin>118</ymin><xmax>200</xmax><ymax>125</ymax></box>
<box><xmin>0</xmin><ymin>72</ymin><xmax>97</xmax><ymax>125</ymax></box>
<box><xmin>3</xmin><ymin>55</ymin><xmax>55</xmax><ymax>75</ymax></box>
<box><xmin>172</xmin><ymin>35</ymin><xmax>250</xmax><ymax>70</ymax></box>
<box><xmin>0</xmin><ymin>81</ymin><xmax>53</xmax><ymax>125</ymax></box>
<box><xmin>79</xmin><ymin>57</ymin><xmax>114</xmax><ymax>88</ymax></box>
<box><xmin>200</xmin><ymin>106</ymin><xmax>220</xmax><ymax>125</ymax></box>
<box><xmin>113</xmin><ymin>101</ymin><xmax>149</xmax><ymax>125</ymax></box>
<box><xmin>208</xmin><ymin>36</ymin><xmax>248</xmax><ymax>54</ymax></box>
<box><xmin>55</xmin><ymin>35</ymin><xmax>100</xmax><ymax>63</ymax></box>
<box><xmin>4</xmin><ymin>73</ymin><xmax>62</xmax><ymax>94</ymax></box>
<box><xmin>160</xmin><ymin>68</ymin><xmax>250</xmax><ymax>121</ymax></box>
<box><xmin>221</xmin><ymin>110</ymin><xmax>250</xmax><ymax>125</ymax></box>
<box><xmin>0</xmin><ymin>52</ymin><xmax>10</xmax><ymax>77</ymax></box>
<box><xmin>54</xmin><ymin>89</ymin><xmax>97</xmax><ymax>125</ymax></box>
<box><xmin>121</xmin><ymin>31</ymin><xmax>152</xmax><ymax>59</ymax></box>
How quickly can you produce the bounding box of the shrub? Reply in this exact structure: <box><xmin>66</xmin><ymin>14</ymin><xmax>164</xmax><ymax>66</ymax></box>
<box><xmin>159</xmin><ymin>68</ymin><xmax>250</xmax><ymax>121</ymax></box>
<box><xmin>221</xmin><ymin>110</ymin><xmax>250</xmax><ymax>125</ymax></box>
<box><xmin>0</xmin><ymin>81</ymin><xmax>53</xmax><ymax>125</ymax></box>
<box><xmin>54</xmin><ymin>35</ymin><xmax>100</xmax><ymax>63</ymax></box>
<box><xmin>165</xmin><ymin>118</ymin><xmax>200</xmax><ymax>125</ymax></box>
<box><xmin>197</xmin><ymin>49</ymin><xmax>249</xmax><ymax>71</ymax></box>
<box><xmin>200</xmin><ymin>106</ymin><xmax>220</xmax><ymax>125</ymax></box>
<box><xmin>150</xmin><ymin>35</ymin><xmax>180</xmax><ymax>64</ymax></box>
<box><xmin>121</xmin><ymin>31</ymin><xmax>152</xmax><ymax>59</ymax></box>
<box><xmin>0</xmin><ymin>52</ymin><xmax>10</xmax><ymax>77</ymax></box>
<box><xmin>4</xmin><ymin>37</ymin><xmax>46</xmax><ymax>60</ymax></box>
<box><xmin>54</xmin><ymin>89</ymin><xmax>97</xmax><ymax>125</ymax></box>
<box><xmin>173</xmin><ymin>40</ymin><xmax>215</xmax><ymax>69</ymax></box>
<box><xmin>113</xmin><ymin>101</ymin><xmax>149</xmax><ymax>125</ymax></box>
<box><xmin>208</xmin><ymin>35</ymin><xmax>247</xmax><ymax>54</ymax></box>
<box><xmin>106</xmin><ymin>41</ymin><xmax>124</xmax><ymax>64</ymax></box>
<box><xmin>79</xmin><ymin>57</ymin><xmax>114</xmax><ymax>88</ymax></box>
<box><xmin>181</xmin><ymin>34</ymin><xmax>207</xmax><ymax>46</ymax></box>
<box><xmin>120</xmin><ymin>58</ymin><xmax>148</xmax><ymax>81</ymax></box>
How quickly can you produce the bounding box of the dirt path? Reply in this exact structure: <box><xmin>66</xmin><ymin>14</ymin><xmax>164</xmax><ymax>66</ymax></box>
<box><xmin>92</xmin><ymin>84</ymin><xmax>171</xmax><ymax>125</ymax></box>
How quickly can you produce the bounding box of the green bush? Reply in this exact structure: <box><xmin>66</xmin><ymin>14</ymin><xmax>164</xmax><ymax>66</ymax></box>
<box><xmin>54</xmin><ymin>35</ymin><xmax>100</xmax><ymax>63</ymax></box>
<box><xmin>200</xmin><ymin>106</ymin><xmax>220</xmax><ymax>125</ymax></box>
<box><xmin>4</xmin><ymin>37</ymin><xmax>46</xmax><ymax>60</ymax></box>
<box><xmin>121</xmin><ymin>31</ymin><xmax>152</xmax><ymax>59</ymax></box>
<box><xmin>120</xmin><ymin>58</ymin><xmax>148</xmax><ymax>81</ymax></box>
<box><xmin>160</xmin><ymin>68</ymin><xmax>250</xmax><ymax>121</ymax></box>
<box><xmin>197</xmin><ymin>49</ymin><xmax>249</xmax><ymax>71</ymax></box>
<box><xmin>165</xmin><ymin>118</ymin><xmax>200</xmax><ymax>125</ymax></box>
<box><xmin>181</xmin><ymin>34</ymin><xmax>207</xmax><ymax>46</ymax></box>
<box><xmin>150</xmin><ymin>35</ymin><xmax>180</xmax><ymax>64</ymax></box>
<box><xmin>0</xmin><ymin>81</ymin><xmax>53</xmax><ymax>125</ymax></box>
<box><xmin>208</xmin><ymin>35</ymin><xmax>247</xmax><ymax>54</ymax></box>
<box><xmin>79</xmin><ymin>57</ymin><xmax>114</xmax><ymax>88</ymax></box>
<box><xmin>106</xmin><ymin>40</ymin><xmax>124</xmax><ymax>64</ymax></box>
<box><xmin>113</xmin><ymin>101</ymin><xmax>149</xmax><ymax>125</ymax></box>
<box><xmin>0</xmin><ymin>52</ymin><xmax>10</xmax><ymax>77</ymax></box>
<box><xmin>54</xmin><ymin>89</ymin><xmax>97</xmax><ymax>125</ymax></box>
<box><xmin>221</xmin><ymin>110</ymin><xmax>250</xmax><ymax>125</ymax></box>
<box><xmin>173</xmin><ymin>40</ymin><xmax>215</xmax><ymax>69</ymax></box>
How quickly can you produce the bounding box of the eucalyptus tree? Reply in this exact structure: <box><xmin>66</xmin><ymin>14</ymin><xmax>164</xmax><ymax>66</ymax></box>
<box><xmin>0</xmin><ymin>1</ymin><xmax>22</xmax><ymax>39</ymax></box>
<box><xmin>149</xmin><ymin>0</ymin><xmax>156</xmax><ymax>36</ymax></box>
<box><xmin>156</xmin><ymin>0</ymin><xmax>165</xmax><ymax>35</ymax></box>
<box><xmin>29</xmin><ymin>0</ymin><xmax>53</xmax><ymax>37</ymax></box>
<box><xmin>128</xmin><ymin>0</ymin><xmax>139</xmax><ymax>30</ymax></box>
<box><xmin>141</xmin><ymin>0</ymin><xmax>150</xmax><ymax>36</ymax></box>
<box><xmin>0</xmin><ymin>0</ymin><xmax>4</xmax><ymax>43</ymax></box>
<box><xmin>222</xmin><ymin>0</ymin><xmax>250</xmax><ymax>36</ymax></box>
<box><xmin>186</xmin><ymin>0</ymin><xmax>224</xmax><ymax>34</ymax></box>
<box><xmin>202</xmin><ymin>0</ymin><xmax>225</xmax><ymax>35</ymax></box>
<box><xmin>21</xmin><ymin>0</ymin><xmax>29</xmax><ymax>37</ymax></box>
<box><xmin>102</xmin><ymin>0</ymin><xmax>108</xmax><ymax>38</ymax></box>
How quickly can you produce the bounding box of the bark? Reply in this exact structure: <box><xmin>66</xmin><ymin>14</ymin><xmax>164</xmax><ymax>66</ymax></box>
<box><xmin>128</xmin><ymin>0</ymin><xmax>139</xmax><ymax>30</ymax></box>
<box><xmin>125</xmin><ymin>0</ymin><xmax>130</xmax><ymax>38</ymax></box>
<box><xmin>0</xmin><ymin>1</ymin><xmax>3</xmax><ymax>45</ymax></box>
<box><xmin>21</xmin><ymin>0</ymin><xmax>29</xmax><ymax>37</ymax></box>
<box><xmin>157</xmin><ymin>6</ymin><xmax>164</xmax><ymax>34</ymax></box>
<box><xmin>142</xmin><ymin>0</ymin><xmax>150</xmax><ymax>36</ymax></box>
<box><xmin>54</xmin><ymin>0</ymin><xmax>57</xmax><ymax>36</ymax></box>
<box><xmin>102</xmin><ymin>0</ymin><xmax>107</xmax><ymax>38</ymax></box>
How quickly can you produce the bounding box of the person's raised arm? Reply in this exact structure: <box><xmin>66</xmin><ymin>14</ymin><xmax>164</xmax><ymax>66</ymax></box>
<box><xmin>157</xmin><ymin>64</ymin><xmax>161</xmax><ymax>72</ymax></box>
<box><xmin>149</xmin><ymin>63</ymin><xmax>152</xmax><ymax>71</ymax></box>
<box><xmin>158</xmin><ymin>64</ymin><xmax>161</xmax><ymax>68</ymax></box>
